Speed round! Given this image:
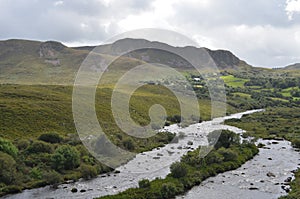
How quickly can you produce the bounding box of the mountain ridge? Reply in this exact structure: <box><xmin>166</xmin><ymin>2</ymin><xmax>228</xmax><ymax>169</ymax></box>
<box><xmin>0</xmin><ymin>38</ymin><xmax>285</xmax><ymax>84</ymax></box>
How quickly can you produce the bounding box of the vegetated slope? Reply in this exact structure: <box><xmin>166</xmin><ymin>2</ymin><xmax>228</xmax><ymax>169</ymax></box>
<box><xmin>0</xmin><ymin>39</ymin><xmax>89</xmax><ymax>84</ymax></box>
<box><xmin>0</xmin><ymin>38</ymin><xmax>257</xmax><ymax>85</ymax></box>
<box><xmin>76</xmin><ymin>38</ymin><xmax>253</xmax><ymax>71</ymax></box>
<box><xmin>283</xmin><ymin>63</ymin><xmax>300</xmax><ymax>70</ymax></box>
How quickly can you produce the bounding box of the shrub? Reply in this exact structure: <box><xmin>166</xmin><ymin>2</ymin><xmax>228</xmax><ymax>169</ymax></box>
<box><xmin>38</xmin><ymin>132</ymin><xmax>62</xmax><ymax>144</ymax></box>
<box><xmin>138</xmin><ymin>179</ymin><xmax>151</xmax><ymax>188</ymax></box>
<box><xmin>26</xmin><ymin>141</ymin><xmax>52</xmax><ymax>154</ymax></box>
<box><xmin>0</xmin><ymin>137</ymin><xmax>18</xmax><ymax>158</ymax></box>
<box><xmin>292</xmin><ymin>138</ymin><xmax>300</xmax><ymax>149</ymax></box>
<box><xmin>208</xmin><ymin>130</ymin><xmax>240</xmax><ymax>149</ymax></box>
<box><xmin>122</xmin><ymin>138</ymin><xmax>135</xmax><ymax>151</ymax></box>
<box><xmin>1</xmin><ymin>185</ymin><xmax>22</xmax><ymax>194</ymax></box>
<box><xmin>170</xmin><ymin>162</ymin><xmax>188</xmax><ymax>178</ymax></box>
<box><xmin>30</xmin><ymin>167</ymin><xmax>42</xmax><ymax>180</ymax></box>
<box><xmin>206</xmin><ymin>151</ymin><xmax>224</xmax><ymax>164</ymax></box>
<box><xmin>0</xmin><ymin>152</ymin><xmax>17</xmax><ymax>184</ymax></box>
<box><xmin>51</xmin><ymin>145</ymin><xmax>80</xmax><ymax>171</ymax></box>
<box><xmin>80</xmin><ymin>164</ymin><xmax>98</xmax><ymax>180</ymax></box>
<box><xmin>160</xmin><ymin>182</ymin><xmax>178</xmax><ymax>199</ymax></box>
<box><xmin>217</xmin><ymin>148</ymin><xmax>238</xmax><ymax>161</ymax></box>
<box><xmin>43</xmin><ymin>170</ymin><xmax>62</xmax><ymax>188</ymax></box>
<box><xmin>16</xmin><ymin>139</ymin><xmax>29</xmax><ymax>150</ymax></box>
<box><xmin>82</xmin><ymin>155</ymin><xmax>95</xmax><ymax>165</ymax></box>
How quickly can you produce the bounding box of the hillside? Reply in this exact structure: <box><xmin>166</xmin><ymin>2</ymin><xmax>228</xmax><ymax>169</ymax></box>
<box><xmin>0</xmin><ymin>38</ymin><xmax>256</xmax><ymax>85</ymax></box>
<box><xmin>0</xmin><ymin>39</ymin><xmax>89</xmax><ymax>84</ymax></box>
<box><xmin>284</xmin><ymin>63</ymin><xmax>300</xmax><ymax>70</ymax></box>
<box><xmin>75</xmin><ymin>38</ymin><xmax>252</xmax><ymax>70</ymax></box>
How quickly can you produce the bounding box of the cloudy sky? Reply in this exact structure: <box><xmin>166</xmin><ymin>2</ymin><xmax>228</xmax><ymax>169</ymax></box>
<box><xmin>1</xmin><ymin>0</ymin><xmax>300</xmax><ymax>68</ymax></box>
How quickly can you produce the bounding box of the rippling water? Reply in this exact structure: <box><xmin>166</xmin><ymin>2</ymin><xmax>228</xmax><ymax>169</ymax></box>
<box><xmin>177</xmin><ymin>139</ymin><xmax>300</xmax><ymax>199</ymax></box>
<box><xmin>5</xmin><ymin>109</ymin><xmax>291</xmax><ymax>199</ymax></box>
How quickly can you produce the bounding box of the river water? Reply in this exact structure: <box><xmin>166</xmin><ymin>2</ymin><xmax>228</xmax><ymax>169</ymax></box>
<box><xmin>177</xmin><ymin>139</ymin><xmax>299</xmax><ymax>199</ymax></box>
<box><xmin>4</xmin><ymin>109</ymin><xmax>299</xmax><ymax>199</ymax></box>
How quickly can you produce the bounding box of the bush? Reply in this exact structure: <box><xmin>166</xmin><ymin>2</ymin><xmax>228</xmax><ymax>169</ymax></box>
<box><xmin>30</xmin><ymin>167</ymin><xmax>42</xmax><ymax>180</ymax></box>
<box><xmin>1</xmin><ymin>185</ymin><xmax>22</xmax><ymax>194</ymax></box>
<box><xmin>80</xmin><ymin>164</ymin><xmax>98</xmax><ymax>180</ymax></box>
<box><xmin>27</xmin><ymin>141</ymin><xmax>52</xmax><ymax>154</ymax></box>
<box><xmin>160</xmin><ymin>182</ymin><xmax>179</xmax><ymax>199</ymax></box>
<box><xmin>0</xmin><ymin>152</ymin><xmax>17</xmax><ymax>184</ymax></box>
<box><xmin>292</xmin><ymin>138</ymin><xmax>300</xmax><ymax>149</ymax></box>
<box><xmin>0</xmin><ymin>137</ymin><xmax>18</xmax><ymax>158</ymax></box>
<box><xmin>43</xmin><ymin>170</ymin><xmax>62</xmax><ymax>188</ymax></box>
<box><xmin>138</xmin><ymin>179</ymin><xmax>151</xmax><ymax>188</ymax></box>
<box><xmin>16</xmin><ymin>139</ymin><xmax>29</xmax><ymax>150</ymax></box>
<box><xmin>170</xmin><ymin>162</ymin><xmax>188</xmax><ymax>178</ymax></box>
<box><xmin>206</xmin><ymin>151</ymin><xmax>224</xmax><ymax>164</ymax></box>
<box><xmin>38</xmin><ymin>132</ymin><xmax>62</xmax><ymax>144</ymax></box>
<box><xmin>208</xmin><ymin>130</ymin><xmax>240</xmax><ymax>149</ymax></box>
<box><xmin>217</xmin><ymin>148</ymin><xmax>238</xmax><ymax>161</ymax></box>
<box><xmin>122</xmin><ymin>138</ymin><xmax>135</xmax><ymax>151</ymax></box>
<box><xmin>51</xmin><ymin>145</ymin><xmax>80</xmax><ymax>171</ymax></box>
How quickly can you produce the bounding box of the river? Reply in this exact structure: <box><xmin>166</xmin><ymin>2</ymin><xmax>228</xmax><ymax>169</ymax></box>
<box><xmin>177</xmin><ymin>138</ymin><xmax>299</xmax><ymax>199</ymax></box>
<box><xmin>4</xmin><ymin>109</ymin><xmax>298</xmax><ymax>199</ymax></box>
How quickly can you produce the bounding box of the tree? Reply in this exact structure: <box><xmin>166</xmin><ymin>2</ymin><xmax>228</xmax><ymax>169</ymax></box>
<box><xmin>51</xmin><ymin>145</ymin><xmax>80</xmax><ymax>171</ymax></box>
<box><xmin>170</xmin><ymin>162</ymin><xmax>188</xmax><ymax>178</ymax></box>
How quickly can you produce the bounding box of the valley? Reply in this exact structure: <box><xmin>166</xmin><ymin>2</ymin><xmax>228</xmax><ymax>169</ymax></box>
<box><xmin>0</xmin><ymin>38</ymin><xmax>299</xmax><ymax>199</ymax></box>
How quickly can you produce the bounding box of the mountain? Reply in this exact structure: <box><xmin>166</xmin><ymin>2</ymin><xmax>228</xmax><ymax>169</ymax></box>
<box><xmin>75</xmin><ymin>38</ymin><xmax>251</xmax><ymax>70</ymax></box>
<box><xmin>0</xmin><ymin>38</ymin><xmax>254</xmax><ymax>84</ymax></box>
<box><xmin>283</xmin><ymin>63</ymin><xmax>300</xmax><ymax>70</ymax></box>
<box><xmin>0</xmin><ymin>39</ymin><xmax>90</xmax><ymax>84</ymax></box>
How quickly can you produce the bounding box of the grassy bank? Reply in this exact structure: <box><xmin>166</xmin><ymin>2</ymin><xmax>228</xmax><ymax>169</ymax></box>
<box><xmin>0</xmin><ymin>83</ymin><xmax>238</xmax><ymax>196</ymax></box>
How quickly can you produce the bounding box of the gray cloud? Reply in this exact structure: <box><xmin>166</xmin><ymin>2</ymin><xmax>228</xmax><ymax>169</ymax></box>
<box><xmin>0</xmin><ymin>0</ymin><xmax>299</xmax><ymax>67</ymax></box>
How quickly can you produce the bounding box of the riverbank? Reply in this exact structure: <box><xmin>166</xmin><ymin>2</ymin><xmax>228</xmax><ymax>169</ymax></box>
<box><xmin>98</xmin><ymin>130</ymin><xmax>259</xmax><ymax>199</ymax></box>
<box><xmin>178</xmin><ymin>139</ymin><xmax>300</xmax><ymax>199</ymax></box>
<box><xmin>2</xmin><ymin>110</ymin><xmax>262</xmax><ymax>199</ymax></box>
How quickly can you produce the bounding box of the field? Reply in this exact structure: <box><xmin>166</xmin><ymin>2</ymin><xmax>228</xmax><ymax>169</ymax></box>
<box><xmin>221</xmin><ymin>75</ymin><xmax>249</xmax><ymax>88</ymax></box>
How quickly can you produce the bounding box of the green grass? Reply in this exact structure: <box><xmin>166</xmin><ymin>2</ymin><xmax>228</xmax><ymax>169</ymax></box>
<box><xmin>221</xmin><ymin>75</ymin><xmax>249</xmax><ymax>88</ymax></box>
<box><xmin>232</xmin><ymin>92</ymin><xmax>251</xmax><ymax>98</ymax></box>
<box><xmin>225</xmin><ymin>107</ymin><xmax>300</xmax><ymax>141</ymax></box>
<box><xmin>0</xmin><ymin>82</ymin><xmax>239</xmax><ymax>196</ymax></box>
<box><xmin>268</xmin><ymin>97</ymin><xmax>289</xmax><ymax>102</ymax></box>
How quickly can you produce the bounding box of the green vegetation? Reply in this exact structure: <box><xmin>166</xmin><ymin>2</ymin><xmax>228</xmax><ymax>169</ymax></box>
<box><xmin>0</xmin><ymin>134</ymin><xmax>113</xmax><ymax>196</ymax></box>
<box><xmin>1</xmin><ymin>81</ymin><xmax>230</xmax><ymax>195</ymax></box>
<box><xmin>0</xmin><ymin>39</ymin><xmax>300</xmax><ymax>198</ymax></box>
<box><xmin>51</xmin><ymin>145</ymin><xmax>80</xmax><ymax>171</ymax></box>
<box><xmin>221</xmin><ymin>75</ymin><xmax>249</xmax><ymax>88</ymax></box>
<box><xmin>98</xmin><ymin>130</ymin><xmax>258</xmax><ymax>199</ymax></box>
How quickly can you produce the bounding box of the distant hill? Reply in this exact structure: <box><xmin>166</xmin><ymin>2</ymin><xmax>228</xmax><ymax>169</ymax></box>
<box><xmin>0</xmin><ymin>38</ymin><xmax>254</xmax><ymax>84</ymax></box>
<box><xmin>0</xmin><ymin>39</ymin><xmax>90</xmax><ymax>84</ymax></box>
<box><xmin>75</xmin><ymin>38</ymin><xmax>251</xmax><ymax>70</ymax></box>
<box><xmin>283</xmin><ymin>63</ymin><xmax>300</xmax><ymax>70</ymax></box>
